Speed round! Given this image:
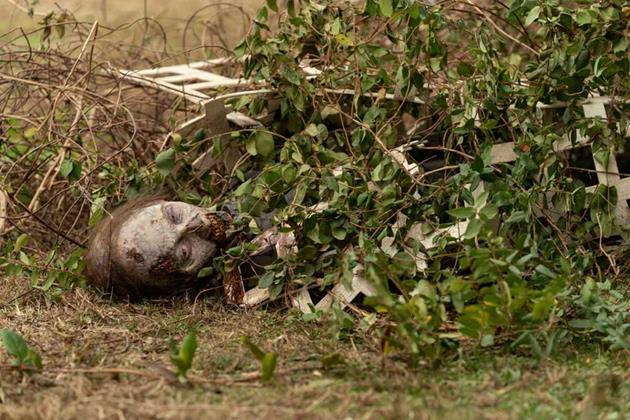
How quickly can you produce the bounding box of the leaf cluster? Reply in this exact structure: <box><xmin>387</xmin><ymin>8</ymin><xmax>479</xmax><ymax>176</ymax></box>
<box><xmin>210</xmin><ymin>0</ymin><xmax>630</xmax><ymax>356</ymax></box>
<box><xmin>168</xmin><ymin>332</ymin><xmax>198</xmax><ymax>382</ymax></box>
<box><xmin>0</xmin><ymin>329</ymin><xmax>43</xmax><ymax>374</ymax></box>
<box><xmin>240</xmin><ymin>336</ymin><xmax>278</xmax><ymax>381</ymax></box>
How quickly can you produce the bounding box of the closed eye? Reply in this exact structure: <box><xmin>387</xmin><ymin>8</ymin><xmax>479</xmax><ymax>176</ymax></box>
<box><xmin>177</xmin><ymin>239</ymin><xmax>192</xmax><ymax>265</ymax></box>
<box><xmin>162</xmin><ymin>204</ymin><xmax>182</xmax><ymax>224</ymax></box>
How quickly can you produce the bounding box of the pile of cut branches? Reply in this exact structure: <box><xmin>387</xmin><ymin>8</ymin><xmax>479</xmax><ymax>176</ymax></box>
<box><xmin>207</xmin><ymin>0</ymin><xmax>630</xmax><ymax>356</ymax></box>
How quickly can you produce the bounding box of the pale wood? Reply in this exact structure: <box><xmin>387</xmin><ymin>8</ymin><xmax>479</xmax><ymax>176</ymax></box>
<box><xmin>291</xmin><ymin>288</ymin><xmax>314</xmax><ymax>313</ymax></box>
<box><xmin>113</xmin><ymin>70</ymin><xmax>209</xmax><ymax>103</ymax></box>
<box><xmin>613</xmin><ymin>178</ymin><xmax>630</xmax><ymax>200</ymax></box>
<box><xmin>490</xmin><ymin>142</ymin><xmax>518</xmax><ymax>164</ymax></box>
<box><xmin>315</xmin><ymin>265</ymin><xmax>376</xmax><ymax>311</ymax></box>
<box><xmin>132</xmin><ymin>58</ymin><xmax>234</xmax><ymax>77</ymax></box>
<box><xmin>155</xmin><ymin>73</ymin><xmax>237</xmax><ymax>85</ymax></box>
<box><xmin>191</xmin><ymin>98</ymin><xmax>236</xmax><ymax>174</ymax></box>
<box><xmin>187</xmin><ymin>80</ymin><xmax>245</xmax><ymax>90</ymax></box>
<box><xmin>582</xmin><ymin>101</ymin><xmax>630</xmax><ymax>228</ymax></box>
<box><xmin>418</xmin><ymin>221</ymin><xmax>469</xmax><ymax>250</ymax></box>
<box><xmin>242</xmin><ymin>287</ymin><xmax>270</xmax><ymax>307</ymax></box>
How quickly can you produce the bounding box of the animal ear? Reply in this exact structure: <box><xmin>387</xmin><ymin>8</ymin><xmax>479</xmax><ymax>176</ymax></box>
<box><xmin>84</xmin><ymin>216</ymin><xmax>113</xmax><ymax>293</ymax></box>
<box><xmin>207</xmin><ymin>214</ymin><xmax>229</xmax><ymax>244</ymax></box>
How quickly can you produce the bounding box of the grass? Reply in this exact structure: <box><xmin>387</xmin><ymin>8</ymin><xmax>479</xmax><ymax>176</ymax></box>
<box><xmin>1</xmin><ymin>276</ymin><xmax>629</xmax><ymax>419</ymax></box>
<box><xmin>0</xmin><ymin>0</ymin><xmax>259</xmax><ymax>56</ymax></box>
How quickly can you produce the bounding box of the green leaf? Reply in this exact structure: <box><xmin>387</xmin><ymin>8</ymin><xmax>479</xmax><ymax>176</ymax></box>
<box><xmin>332</xmin><ymin>227</ymin><xmax>347</xmax><ymax>241</ymax></box>
<box><xmin>258</xmin><ymin>271</ymin><xmax>275</xmax><ymax>288</ymax></box>
<box><xmin>480</xmin><ymin>334</ymin><xmax>494</xmax><ymax>347</ymax></box>
<box><xmin>1</xmin><ymin>330</ymin><xmax>29</xmax><ymax>362</ymax></box>
<box><xmin>89</xmin><ymin>196</ymin><xmax>107</xmax><ymax>226</ymax></box>
<box><xmin>321</xmin><ymin>105</ymin><xmax>339</xmax><ymax>119</ymax></box>
<box><xmin>261</xmin><ymin>352</ymin><xmax>278</xmax><ymax>381</ymax></box>
<box><xmin>180</xmin><ymin>334</ymin><xmax>197</xmax><ymax>367</ymax></box>
<box><xmin>233</xmin><ymin>39</ymin><xmax>247</xmax><ymax>59</ymax></box>
<box><xmin>234</xmin><ymin>179</ymin><xmax>252</xmax><ymax>197</ymax></box>
<box><xmin>430</xmin><ymin>57</ymin><xmax>441</xmax><ymax>72</ymax></box>
<box><xmin>0</xmin><ymin>329</ymin><xmax>41</xmax><ymax>372</ymax></box>
<box><xmin>479</xmin><ymin>204</ymin><xmax>498</xmax><ymax>221</ymax></box>
<box><xmin>464</xmin><ymin>218</ymin><xmax>482</xmax><ymax>239</ymax></box>
<box><xmin>19</xmin><ymin>251</ymin><xmax>31</xmax><ymax>265</ymax></box>
<box><xmin>60</xmin><ymin>159</ymin><xmax>73</xmax><ymax>178</ymax></box>
<box><xmin>169</xmin><ymin>332</ymin><xmax>197</xmax><ymax>380</ymax></box>
<box><xmin>304</xmin><ymin>124</ymin><xmax>320</xmax><ymax>137</ymax></box>
<box><xmin>27</xmin><ymin>349</ymin><xmax>43</xmax><ymax>370</ymax></box>
<box><xmin>448</xmin><ymin>207</ymin><xmax>475</xmax><ymax>219</ymax></box>
<box><xmin>457</xmin><ymin>62</ymin><xmax>474</xmax><ymax>77</ymax></box>
<box><xmin>329</xmin><ymin>18</ymin><xmax>341</xmax><ymax>35</ymax></box>
<box><xmin>568</xmin><ymin>319</ymin><xmax>593</xmax><ymax>329</ymax></box>
<box><xmin>593</xmin><ymin>148</ymin><xmax>609</xmax><ymax>168</ymax></box>
<box><xmin>528</xmin><ymin>334</ymin><xmax>544</xmax><ymax>359</ymax></box>
<box><xmin>535</xmin><ymin>264</ymin><xmax>556</xmax><ymax>278</ymax></box>
<box><xmin>378</xmin><ymin>0</ymin><xmax>393</xmax><ymax>17</ymax></box>
<box><xmin>613</xmin><ymin>37</ymin><xmax>628</xmax><ymax>53</ymax></box>
<box><xmin>69</xmin><ymin>161</ymin><xmax>82</xmax><ymax>181</ymax></box>
<box><xmin>574</xmin><ymin>9</ymin><xmax>593</xmax><ymax>25</ymax></box>
<box><xmin>255</xmin><ymin>131</ymin><xmax>275</xmax><ymax>158</ymax></box>
<box><xmin>282</xmin><ymin>65</ymin><xmax>301</xmax><ymax>85</ymax></box>
<box><xmin>155</xmin><ymin>148</ymin><xmax>176</xmax><ymax>177</ymax></box>
<box><xmin>240</xmin><ymin>336</ymin><xmax>266</xmax><ymax>361</ymax></box>
<box><xmin>245</xmin><ymin>136</ymin><xmax>258</xmax><ymax>156</ymax></box>
<box><xmin>335</xmin><ymin>34</ymin><xmax>354</xmax><ymax>47</ymax></box>
<box><xmin>14</xmin><ymin>233</ymin><xmax>29</xmax><ymax>254</ymax></box>
<box><xmin>573</xmin><ymin>187</ymin><xmax>586</xmax><ymax>212</ymax></box>
<box><xmin>524</xmin><ymin>6</ymin><xmax>541</xmax><ymax>26</ymax></box>
<box><xmin>505</xmin><ymin>210</ymin><xmax>527</xmax><ymax>224</ymax></box>
<box><xmin>266</xmin><ymin>0</ymin><xmax>278</xmax><ymax>12</ymax></box>
<box><xmin>23</xmin><ymin>127</ymin><xmax>38</xmax><ymax>139</ymax></box>
<box><xmin>197</xmin><ymin>266</ymin><xmax>214</xmax><ymax>278</ymax></box>
<box><xmin>282</xmin><ymin>166</ymin><xmax>297</xmax><ymax>183</ymax></box>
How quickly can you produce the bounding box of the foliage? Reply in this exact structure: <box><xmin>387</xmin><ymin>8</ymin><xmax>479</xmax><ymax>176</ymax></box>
<box><xmin>168</xmin><ymin>332</ymin><xmax>198</xmax><ymax>382</ymax></box>
<box><xmin>240</xmin><ymin>336</ymin><xmax>278</xmax><ymax>381</ymax></box>
<box><xmin>567</xmin><ymin>278</ymin><xmax>630</xmax><ymax>350</ymax></box>
<box><xmin>0</xmin><ymin>329</ymin><xmax>43</xmax><ymax>374</ymax></box>
<box><xmin>217</xmin><ymin>0</ymin><xmax>629</xmax><ymax>356</ymax></box>
<box><xmin>0</xmin><ymin>234</ymin><xmax>85</xmax><ymax>299</ymax></box>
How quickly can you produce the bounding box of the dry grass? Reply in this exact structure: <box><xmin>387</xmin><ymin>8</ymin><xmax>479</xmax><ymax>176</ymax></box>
<box><xmin>0</xmin><ymin>276</ymin><xmax>423</xmax><ymax>419</ymax></box>
<box><xmin>0</xmin><ymin>0</ymin><xmax>262</xmax><ymax>29</ymax></box>
<box><xmin>0</xmin><ymin>0</ymin><xmax>260</xmax><ymax>59</ymax></box>
<box><xmin>2</xmin><ymin>276</ymin><xmax>630</xmax><ymax>419</ymax></box>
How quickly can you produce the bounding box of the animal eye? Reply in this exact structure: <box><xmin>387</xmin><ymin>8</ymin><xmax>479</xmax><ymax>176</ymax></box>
<box><xmin>163</xmin><ymin>204</ymin><xmax>181</xmax><ymax>224</ymax></box>
<box><xmin>178</xmin><ymin>240</ymin><xmax>192</xmax><ymax>264</ymax></box>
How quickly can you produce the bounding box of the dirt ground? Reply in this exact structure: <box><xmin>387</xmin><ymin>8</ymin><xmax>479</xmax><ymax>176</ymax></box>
<box><xmin>1</xmin><ymin>275</ymin><xmax>630</xmax><ymax>420</ymax></box>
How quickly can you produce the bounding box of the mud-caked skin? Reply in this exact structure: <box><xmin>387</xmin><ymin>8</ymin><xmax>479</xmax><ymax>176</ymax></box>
<box><xmin>84</xmin><ymin>198</ymin><xmax>230</xmax><ymax>299</ymax></box>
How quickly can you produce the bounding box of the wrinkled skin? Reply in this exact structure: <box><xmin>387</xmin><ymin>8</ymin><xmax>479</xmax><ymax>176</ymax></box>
<box><xmin>114</xmin><ymin>201</ymin><xmax>219</xmax><ymax>285</ymax></box>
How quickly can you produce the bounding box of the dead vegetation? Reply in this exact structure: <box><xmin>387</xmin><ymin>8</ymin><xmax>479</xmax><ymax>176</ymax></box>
<box><xmin>2</xmin><ymin>275</ymin><xmax>630</xmax><ymax>419</ymax></box>
<box><xmin>0</xmin><ymin>7</ymin><xmax>255</xmax><ymax>256</ymax></box>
